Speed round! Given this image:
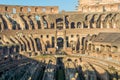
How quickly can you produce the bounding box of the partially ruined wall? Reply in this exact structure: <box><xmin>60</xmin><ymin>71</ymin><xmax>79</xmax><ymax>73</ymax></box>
<box><xmin>78</xmin><ymin>0</ymin><xmax>120</xmax><ymax>12</ymax></box>
<box><xmin>0</xmin><ymin>5</ymin><xmax>59</xmax><ymax>14</ymax></box>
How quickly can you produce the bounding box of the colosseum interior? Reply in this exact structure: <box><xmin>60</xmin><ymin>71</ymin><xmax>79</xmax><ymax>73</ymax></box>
<box><xmin>0</xmin><ymin>0</ymin><xmax>120</xmax><ymax>80</ymax></box>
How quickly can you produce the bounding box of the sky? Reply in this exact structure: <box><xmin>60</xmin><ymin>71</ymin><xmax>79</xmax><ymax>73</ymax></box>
<box><xmin>0</xmin><ymin>0</ymin><xmax>78</xmax><ymax>11</ymax></box>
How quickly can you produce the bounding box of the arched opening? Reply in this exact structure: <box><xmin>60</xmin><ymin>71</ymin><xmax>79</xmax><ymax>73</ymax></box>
<box><xmin>20</xmin><ymin>7</ymin><xmax>23</xmax><ymax>12</ymax></box>
<box><xmin>50</xmin><ymin>23</ymin><xmax>54</xmax><ymax>29</ymax></box>
<box><xmin>35</xmin><ymin>38</ymin><xmax>42</xmax><ymax>51</ymax></box>
<box><xmin>56</xmin><ymin>18</ymin><xmax>63</xmax><ymax>29</ymax></box>
<box><xmin>28</xmin><ymin>8</ymin><xmax>31</xmax><ymax>12</ymax></box>
<box><xmin>51</xmin><ymin>8</ymin><xmax>54</xmax><ymax>13</ymax></box>
<box><xmin>42</xmin><ymin>15</ymin><xmax>48</xmax><ymax>29</ymax></box>
<box><xmin>16</xmin><ymin>45</ymin><xmax>20</xmax><ymax>52</ymax></box>
<box><xmin>9</xmin><ymin>46</ymin><xmax>14</xmax><ymax>54</ymax></box>
<box><xmin>20</xmin><ymin>15</ymin><xmax>29</xmax><ymax>29</ymax></box>
<box><xmin>23</xmin><ymin>36</ymin><xmax>31</xmax><ymax>51</ymax></box>
<box><xmin>57</xmin><ymin>37</ymin><xmax>64</xmax><ymax>49</ymax></box>
<box><xmin>46</xmin><ymin>40</ymin><xmax>50</xmax><ymax>51</ymax></box>
<box><xmin>67</xmin><ymin>58</ymin><xmax>72</xmax><ymax>62</ymax></box>
<box><xmin>12</xmin><ymin>8</ymin><xmax>16</xmax><ymax>14</ymax></box>
<box><xmin>103</xmin><ymin>6</ymin><xmax>106</xmax><ymax>12</ymax></box>
<box><xmin>76</xmin><ymin>38</ymin><xmax>80</xmax><ymax>51</ymax></box>
<box><xmin>35</xmin><ymin>15</ymin><xmax>41</xmax><ymax>29</ymax></box>
<box><xmin>109</xmin><ymin>54</ymin><xmax>112</xmax><ymax>59</ymax></box>
<box><xmin>35</xmin><ymin>7</ymin><xmax>38</xmax><ymax>12</ymax></box>
<box><xmin>28</xmin><ymin>15</ymin><xmax>34</xmax><ymax>29</ymax></box>
<box><xmin>71</xmin><ymin>22</ymin><xmax>75</xmax><ymax>28</ymax></box>
<box><xmin>81</xmin><ymin>37</ymin><xmax>85</xmax><ymax>48</ymax></box>
<box><xmin>100</xmin><ymin>45</ymin><xmax>105</xmax><ymax>52</ymax></box>
<box><xmin>65</xmin><ymin>15</ymin><xmax>69</xmax><ymax>29</ymax></box>
<box><xmin>42</xmin><ymin>8</ymin><xmax>46</xmax><ymax>12</ymax></box>
<box><xmin>5</xmin><ymin>6</ymin><xmax>8</xmax><ymax>11</ymax></box>
<box><xmin>30</xmin><ymin>37</ymin><xmax>35</xmax><ymax>51</ymax></box>
<box><xmin>88</xmin><ymin>44</ymin><xmax>92</xmax><ymax>51</ymax></box>
<box><xmin>77</xmin><ymin>22</ymin><xmax>81</xmax><ymax>28</ymax></box>
<box><xmin>106</xmin><ymin>45</ymin><xmax>111</xmax><ymax>52</ymax></box>
<box><xmin>112</xmin><ymin>46</ymin><xmax>118</xmax><ymax>53</ymax></box>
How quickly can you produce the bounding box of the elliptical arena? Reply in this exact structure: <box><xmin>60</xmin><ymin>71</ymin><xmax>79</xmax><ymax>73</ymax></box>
<box><xmin>0</xmin><ymin>0</ymin><xmax>120</xmax><ymax>80</ymax></box>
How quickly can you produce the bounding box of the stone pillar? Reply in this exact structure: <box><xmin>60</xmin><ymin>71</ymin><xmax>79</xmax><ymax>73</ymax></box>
<box><xmin>54</xmin><ymin>22</ymin><xmax>57</xmax><ymax>29</ymax></box>
<box><xmin>75</xmin><ymin>22</ymin><xmax>77</xmax><ymax>28</ymax></box>
<box><xmin>91</xmin><ymin>44</ymin><xmax>93</xmax><ymax>52</ymax></box>
<box><xmin>2</xmin><ymin>15</ymin><xmax>12</xmax><ymax>30</ymax></box>
<box><xmin>79</xmin><ymin>37</ymin><xmax>82</xmax><ymax>52</ymax></box>
<box><xmin>81</xmin><ymin>22</ymin><xmax>84</xmax><ymax>29</ymax></box>
<box><xmin>74</xmin><ymin>42</ymin><xmax>77</xmax><ymax>52</ymax></box>
<box><xmin>24</xmin><ymin>16</ymin><xmax>32</xmax><ymax>30</ymax></box>
<box><xmin>93</xmin><ymin>22</ymin><xmax>96</xmax><ymax>28</ymax></box>
<box><xmin>0</xmin><ymin>22</ymin><xmax>4</xmax><ymax>31</ymax></box>
<box><xmin>40</xmin><ymin>16</ymin><xmax>44</xmax><ymax>29</ymax></box>
<box><xmin>39</xmin><ymin>38</ymin><xmax>46</xmax><ymax>53</ymax></box>
<box><xmin>88</xmin><ymin>21</ymin><xmax>90</xmax><ymax>29</ymax></box>
<box><xmin>31</xmin><ymin>16</ymin><xmax>38</xmax><ymax>30</ymax></box>
<box><xmin>101</xmin><ymin>21</ymin><xmax>103</xmax><ymax>28</ymax></box>
<box><xmin>78</xmin><ymin>37</ymin><xmax>81</xmax><ymax>51</ymax></box>
<box><xmin>69</xmin><ymin>22</ymin><xmax>71</xmax><ymax>29</ymax></box>
<box><xmin>105</xmin><ymin>46</ymin><xmax>109</xmax><ymax>52</ymax></box>
<box><xmin>48</xmin><ymin>22</ymin><xmax>51</xmax><ymax>29</ymax></box>
<box><xmin>55</xmin><ymin>30</ymin><xmax>57</xmax><ymax>48</ymax></box>
<box><xmin>64</xmin><ymin>30</ymin><xmax>66</xmax><ymax>50</ymax></box>
<box><xmin>16</xmin><ymin>14</ymin><xmax>25</xmax><ymax>30</ymax></box>
<box><xmin>63</xmin><ymin>16</ymin><xmax>66</xmax><ymax>29</ymax></box>
<box><xmin>21</xmin><ymin>36</ymin><xmax>29</xmax><ymax>52</ymax></box>
<box><xmin>107</xmin><ymin>22</ymin><xmax>110</xmax><ymax>28</ymax></box>
<box><xmin>31</xmin><ymin>37</ymin><xmax>38</xmax><ymax>52</ymax></box>
<box><xmin>113</xmin><ymin>23</ymin><xmax>116</xmax><ymax>28</ymax></box>
<box><xmin>25</xmin><ymin>36</ymin><xmax>33</xmax><ymax>52</ymax></box>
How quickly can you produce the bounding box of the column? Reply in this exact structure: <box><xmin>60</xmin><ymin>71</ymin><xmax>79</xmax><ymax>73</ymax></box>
<box><xmin>101</xmin><ymin>21</ymin><xmax>103</xmax><ymax>28</ymax></box>
<box><xmin>55</xmin><ymin>30</ymin><xmax>57</xmax><ymax>48</ymax></box>
<box><xmin>63</xmin><ymin>16</ymin><xmax>66</xmax><ymax>29</ymax></box>
<box><xmin>24</xmin><ymin>16</ymin><xmax>32</xmax><ymax>30</ymax></box>
<box><xmin>0</xmin><ymin>22</ymin><xmax>4</xmax><ymax>31</ymax></box>
<box><xmin>91</xmin><ymin>44</ymin><xmax>94</xmax><ymax>52</ymax></box>
<box><xmin>31</xmin><ymin>16</ymin><xmax>38</xmax><ymax>30</ymax></box>
<box><xmin>69</xmin><ymin>22</ymin><xmax>71</xmax><ymax>29</ymax></box>
<box><xmin>93</xmin><ymin>22</ymin><xmax>96</xmax><ymax>28</ymax></box>
<box><xmin>88</xmin><ymin>21</ymin><xmax>90</xmax><ymax>29</ymax></box>
<box><xmin>54</xmin><ymin>22</ymin><xmax>57</xmax><ymax>29</ymax></box>
<box><xmin>64</xmin><ymin>30</ymin><xmax>66</xmax><ymax>50</ymax></box>
<box><xmin>113</xmin><ymin>22</ymin><xmax>116</xmax><ymax>28</ymax></box>
<box><xmin>81</xmin><ymin>22</ymin><xmax>84</xmax><ymax>29</ymax></box>
<box><xmin>21</xmin><ymin>36</ymin><xmax>29</xmax><ymax>52</ymax></box>
<box><xmin>40</xmin><ymin>16</ymin><xmax>44</xmax><ymax>29</ymax></box>
<box><xmin>48</xmin><ymin>22</ymin><xmax>51</xmax><ymax>29</ymax></box>
<box><xmin>75</xmin><ymin>22</ymin><xmax>77</xmax><ymax>28</ymax></box>
<box><xmin>25</xmin><ymin>36</ymin><xmax>33</xmax><ymax>52</ymax></box>
<box><xmin>31</xmin><ymin>37</ymin><xmax>38</xmax><ymax>52</ymax></box>
<box><xmin>107</xmin><ymin>22</ymin><xmax>110</xmax><ymax>28</ymax></box>
<box><xmin>2</xmin><ymin>15</ymin><xmax>12</xmax><ymax>30</ymax></box>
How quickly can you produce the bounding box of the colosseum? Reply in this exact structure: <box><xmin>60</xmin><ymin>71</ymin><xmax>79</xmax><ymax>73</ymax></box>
<box><xmin>0</xmin><ymin>0</ymin><xmax>120</xmax><ymax>80</ymax></box>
